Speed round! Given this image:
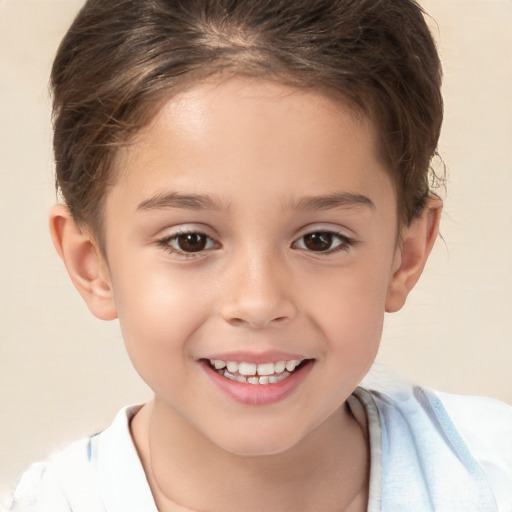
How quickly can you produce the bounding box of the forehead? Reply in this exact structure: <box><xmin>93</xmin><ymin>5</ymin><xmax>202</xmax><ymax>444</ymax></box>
<box><xmin>110</xmin><ymin>77</ymin><xmax>395</xmax><ymax>217</ymax></box>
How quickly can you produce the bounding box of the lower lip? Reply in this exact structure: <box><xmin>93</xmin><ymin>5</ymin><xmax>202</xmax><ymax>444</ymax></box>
<box><xmin>201</xmin><ymin>360</ymin><xmax>314</xmax><ymax>406</ymax></box>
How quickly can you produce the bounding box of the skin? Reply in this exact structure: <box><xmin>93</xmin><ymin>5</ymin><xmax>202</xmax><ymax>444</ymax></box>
<box><xmin>50</xmin><ymin>77</ymin><xmax>441</xmax><ymax>511</ymax></box>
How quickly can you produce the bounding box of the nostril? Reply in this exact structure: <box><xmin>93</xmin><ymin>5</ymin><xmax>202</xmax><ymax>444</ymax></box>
<box><xmin>228</xmin><ymin>317</ymin><xmax>245</xmax><ymax>327</ymax></box>
<box><xmin>221</xmin><ymin>293</ymin><xmax>298</xmax><ymax>329</ymax></box>
<box><xmin>226</xmin><ymin>314</ymin><xmax>292</xmax><ymax>329</ymax></box>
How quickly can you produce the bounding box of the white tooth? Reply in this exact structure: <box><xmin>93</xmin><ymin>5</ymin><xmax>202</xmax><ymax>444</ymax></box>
<box><xmin>238</xmin><ymin>362</ymin><xmax>257</xmax><ymax>376</ymax></box>
<box><xmin>257</xmin><ymin>362</ymin><xmax>275</xmax><ymax>376</ymax></box>
<box><xmin>274</xmin><ymin>361</ymin><xmax>286</xmax><ymax>373</ymax></box>
<box><xmin>236</xmin><ymin>375</ymin><xmax>247</xmax><ymax>383</ymax></box>
<box><xmin>286</xmin><ymin>360</ymin><xmax>301</xmax><ymax>372</ymax></box>
<box><xmin>214</xmin><ymin>360</ymin><xmax>226</xmax><ymax>369</ymax></box>
<box><xmin>226</xmin><ymin>361</ymin><xmax>239</xmax><ymax>373</ymax></box>
<box><xmin>269</xmin><ymin>371</ymin><xmax>291</xmax><ymax>383</ymax></box>
<box><xmin>259</xmin><ymin>376</ymin><xmax>270</xmax><ymax>385</ymax></box>
<box><xmin>224</xmin><ymin>371</ymin><xmax>236</xmax><ymax>381</ymax></box>
<box><xmin>248</xmin><ymin>377</ymin><xmax>259</xmax><ymax>385</ymax></box>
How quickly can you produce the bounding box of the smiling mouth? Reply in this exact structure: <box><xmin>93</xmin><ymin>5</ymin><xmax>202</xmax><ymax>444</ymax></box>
<box><xmin>205</xmin><ymin>359</ymin><xmax>311</xmax><ymax>385</ymax></box>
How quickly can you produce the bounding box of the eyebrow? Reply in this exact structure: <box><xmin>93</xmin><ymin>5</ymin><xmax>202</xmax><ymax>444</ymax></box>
<box><xmin>136</xmin><ymin>190</ymin><xmax>375</xmax><ymax>213</ymax></box>
<box><xmin>292</xmin><ymin>192</ymin><xmax>375</xmax><ymax>211</ymax></box>
<box><xmin>137</xmin><ymin>192</ymin><xmax>225</xmax><ymax>212</ymax></box>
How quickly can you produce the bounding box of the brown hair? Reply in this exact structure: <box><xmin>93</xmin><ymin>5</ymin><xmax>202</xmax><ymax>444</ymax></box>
<box><xmin>51</xmin><ymin>0</ymin><xmax>443</xmax><ymax>243</ymax></box>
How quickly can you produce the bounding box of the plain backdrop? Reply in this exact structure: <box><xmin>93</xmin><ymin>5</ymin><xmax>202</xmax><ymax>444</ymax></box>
<box><xmin>1</xmin><ymin>0</ymin><xmax>511</xmax><ymax>503</ymax></box>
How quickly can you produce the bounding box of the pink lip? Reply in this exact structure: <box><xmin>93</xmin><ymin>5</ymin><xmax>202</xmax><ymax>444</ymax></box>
<box><xmin>201</xmin><ymin>358</ymin><xmax>314</xmax><ymax>406</ymax></box>
<box><xmin>203</xmin><ymin>350</ymin><xmax>307</xmax><ymax>364</ymax></box>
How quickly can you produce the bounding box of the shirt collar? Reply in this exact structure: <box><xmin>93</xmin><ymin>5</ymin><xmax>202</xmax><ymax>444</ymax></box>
<box><xmin>96</xmin><ymin>405</ymin><xmax>159</xmax><ymax>512</ymax></box>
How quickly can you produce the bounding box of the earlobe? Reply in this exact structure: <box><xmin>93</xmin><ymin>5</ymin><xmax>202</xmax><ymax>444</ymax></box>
<box><xmin>49</xmin><ymin>204</ymin><xmax>118</xmax><ymax>321</ymax></box>
<box><xmin>385</xmin><ymin>196</ymin><xmax>442</xmax><ymax>313</ymax></box>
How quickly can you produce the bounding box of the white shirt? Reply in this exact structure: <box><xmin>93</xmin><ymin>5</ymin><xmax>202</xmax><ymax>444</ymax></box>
<box><xmin>8</xmin><ymin>381</ymin><xmax>512</xmax><ymax>511</ymax></box>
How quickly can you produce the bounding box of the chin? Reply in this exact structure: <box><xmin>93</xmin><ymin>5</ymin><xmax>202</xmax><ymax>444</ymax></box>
<box><xmin>208</xmin><ymin>422</ymin><xmax>309</xmax><ymax>458</ymax></box>
<box><xmin>219</xmin><ymin>439</ymin><xmax>298</xmax><ymax>458</ymax></box>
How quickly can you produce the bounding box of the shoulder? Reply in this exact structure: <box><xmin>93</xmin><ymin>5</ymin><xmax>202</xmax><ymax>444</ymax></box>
<box><xmin>433</xmin><ymin>388</ymin><xmax>512</xmax><ymax>441</ymax></box>
<box><xmin>368</xmin><ymin>378</ymin><xmax>512</xmax><ymax>440</ymax></box>
<box><xmin>371</xmin><ymin>381</ymin><xmax>512</xmax><ymax>469</ymax></box>
<box><xmin>361</xmin><ymin>376</ymin><xmax>512</xmax><ymax>511</ymax></box>
<box><xmin>431</xmin><ymin>389</ymin><xmax>512</xmax><ymax>509</ymax></box>
<box><xmin>8</xmin><ymin>405</ymin><xmax>143</xmax><ymax>512</ymax></box>
<box><xmin>8</xmin><ymin>436</ymin><xmax>104</xmax><ymax>512</ymax></box>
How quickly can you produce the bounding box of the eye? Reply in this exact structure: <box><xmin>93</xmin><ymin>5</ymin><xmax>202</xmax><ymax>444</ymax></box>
<box><xmin>293</xmin><ymin>231</ymin><xmax>352</xmax><ymax>253</ymax></box>
<box><xmin>159</xmin><ymin>231</ymin><xmax>218</xmax><ymax>255</ymax></box>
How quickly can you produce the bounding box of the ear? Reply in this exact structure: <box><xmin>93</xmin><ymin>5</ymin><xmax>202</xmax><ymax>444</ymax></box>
<box><xmin>385</xmin><ymin>196</ymin><xmax>442</xmax><ymax>313</ymax></box>
<box><xmin>49</xmin><ymin>204</ymin><xmax>118</xmax><ymax>321</ymax></box>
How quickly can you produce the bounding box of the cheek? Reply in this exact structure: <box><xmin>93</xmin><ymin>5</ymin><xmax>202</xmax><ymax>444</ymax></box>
<box><xmin>111</xmin><ymin>253</ymin><xmax>206</xmax><ymax>327</ymax></box>
<box><xmin>307</xmin><ymin>258</ymin><xmax>392</xmax><ymax>325</ymax></box>
<box><xmin>108</xmin><ymin>259</ymin><xmax>211</xmax><ymax>382</ymax></box>
<box><xmin>303</xmin><ymin>257</ymin><xmax>393</xmax><ymax>365</ymax></box>
<box><xmin>324</xmin><ymin>290</ymin><xmax>385</xmax><ymax>368</ymax></box>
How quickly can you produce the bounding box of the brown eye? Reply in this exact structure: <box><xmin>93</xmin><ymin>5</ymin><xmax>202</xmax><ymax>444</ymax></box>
<box><xmin>175</xmin><ymin>233</ymin><xmax>208</xmax><ymax>252</ymax></box>
<box><xmin>294</xmin><ymin>231</ymin><xmax>351</xmax><ymax>253</ymax></box>
<box><xmin>159</xmin><ymin>230</ymin><xmax>219</xmax><ymax>257</ymax></box>
<box><xmin>303</xmin><ymin>232</ymin><xmax>334</xmax><ymax>251</ymax></box>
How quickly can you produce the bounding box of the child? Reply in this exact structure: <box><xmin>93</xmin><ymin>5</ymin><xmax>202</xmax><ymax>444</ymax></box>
<box><xmin>9</xmin><ymin>0</ymin><xmax>511</xmax><ymax>511</ymax></box>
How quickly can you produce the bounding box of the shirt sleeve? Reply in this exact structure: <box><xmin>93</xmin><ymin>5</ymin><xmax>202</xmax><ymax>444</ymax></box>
<box><xmin>7</xmin><ymin>437</ymin><xmax>107</xmax><ymax>512</ymax></box>
<box><xmin>434</xmin><ymin>390</ymin><xmax>512</xmax><ymax>512</ymax></box>
<box><xmin>8</xmin><ymin>462</ymin><xmax>73</xmax><ymax>512</ymax></box>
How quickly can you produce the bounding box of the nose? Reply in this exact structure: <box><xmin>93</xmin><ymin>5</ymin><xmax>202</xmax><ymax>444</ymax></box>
<box><xmin>220</xmin><ymin>250</ymin><xmax>298</xmax><ymax>329</ymax></box>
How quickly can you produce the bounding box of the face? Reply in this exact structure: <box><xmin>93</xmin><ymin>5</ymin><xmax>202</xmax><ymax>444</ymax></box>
<box><xmin>102</xmin><ymin>78</ymin><xmax>400</xmax><ymax>456</ymax></box>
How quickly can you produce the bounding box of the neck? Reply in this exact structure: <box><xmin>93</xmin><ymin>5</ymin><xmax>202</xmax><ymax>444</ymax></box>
<box><xmin>131</xmin><ymin>398</ymin><xmax>369</xmax><ymax>512</ymax></box>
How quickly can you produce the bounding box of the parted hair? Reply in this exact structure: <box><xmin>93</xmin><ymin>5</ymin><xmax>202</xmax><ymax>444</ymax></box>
<box><xmin>51</xmin><ymin>0</ymin><xmax>443</xmax><ymax>241</ymax></box>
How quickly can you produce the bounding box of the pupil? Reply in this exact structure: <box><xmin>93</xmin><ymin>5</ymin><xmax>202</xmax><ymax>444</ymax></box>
<box><xmin>304</xmin><ymin>232</ymin><xmax>332</xmax><ymax>251</ymax></box>
<box><xmin>178</xmin><ymin>233</ymin><xmax>207</xmax><ymax>252</ymax></box>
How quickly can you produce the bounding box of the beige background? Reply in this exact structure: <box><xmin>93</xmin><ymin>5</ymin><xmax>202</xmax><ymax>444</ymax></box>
<box><xmin>1</xmin><ymin>0</ymin><xmax>511</xmax><ymax>503</ymax></box>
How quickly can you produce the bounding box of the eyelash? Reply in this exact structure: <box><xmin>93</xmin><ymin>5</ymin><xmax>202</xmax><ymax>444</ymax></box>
<box><xmin>157</xmin><ymin>229</ymin><xmax>356</xmax><ymax>258</ymax></box>
<box><xmin>157</xmin><ymin>230</ymin><xmax>219</xmax><ymax>259</ymax></box>
<box><xmin>292</xmin><ymin>230</ymin><xmax>356</xmax><ymax>255</ymax></box>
